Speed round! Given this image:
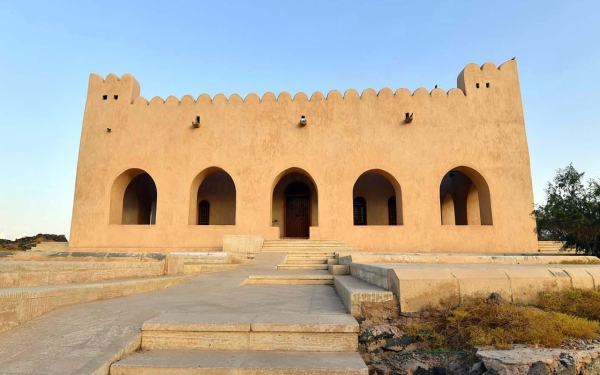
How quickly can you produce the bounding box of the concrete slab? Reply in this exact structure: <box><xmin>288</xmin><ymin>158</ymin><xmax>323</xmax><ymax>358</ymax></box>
<box><xmin>451</xmin><ymin>268</ymin><xmax>512</xmax><ymax>302</ymax></box>
<box><xmin>143</xmin><ymin>313</ymin><xmax>257</xmax><ymax>332</ymax></box>
<box><xmin>142</xmin><ymin>330</ymin><xmax>357</xmax><ymax>351</ymax></box>
<box><xmin>250</xmin><ymin>314</ymin><xmax>359</xmax><ymax>333</ymax></box>
<box><xmin>334</xmin><ymin>275</ymin><xmax>394</xmax><ymax>317</ymax></box>
<box><xmin>111</xmin><ymin>350</ymin><xmax>369</xmax><ymax>375</ymax></box>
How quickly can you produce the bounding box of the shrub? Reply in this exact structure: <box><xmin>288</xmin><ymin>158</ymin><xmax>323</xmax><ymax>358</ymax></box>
<box><xmin>536</xmin><ymin>287</ymin><xmax>600</xmax><ymax>321</ymax></box>
<box><xmin>408</xmin><ymin>294</ymin><xmax>599</xmax><ymax>350</ymax></box>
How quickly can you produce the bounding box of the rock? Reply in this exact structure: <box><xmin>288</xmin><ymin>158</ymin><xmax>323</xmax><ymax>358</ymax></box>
<box><xmin>415</xmin><ymin>366</ymin><xmax>447</xmax><ymax>375</ymax></box>
<box><xmin>554</xmin><ymin>353</ymin><xmax>577</xmax><ymax>375</ymax></box>
<box><xmin>369</xmin><ymin>361</ymin><xmax>390</xmax><ymax>375</ymax></box>
<box><xmin>583</xmin><ymin>358</ymin><xmax>600</xmax><ymax>375</ymax></box>
<box><xmin>384</xmin><ymin>334</ymin><xmax>415</xmax><ymax>352</ymax></box>
<box><xmin>527</xmin><ymin>361</ymin><xmax>551</xmax><ymax>375</ymax></box>
<box><xmin>359</xmin><ymin>324</ymin><xmax>400</xmax><ymax>343</ymax></box>
<box><xmin>483</xmin><ymin>370</ymin><xmax>500</xmax><ymax>375</ymax></box>
<box><xmin>470</xmin><ymin>362</ymin><xmax>487</xmax><ymax>375</ymax></box>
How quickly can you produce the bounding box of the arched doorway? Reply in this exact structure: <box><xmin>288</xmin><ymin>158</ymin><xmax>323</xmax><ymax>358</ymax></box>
<box><xmin>189</xmin><ymin>168</ymin><xmax>236</xmax><ymax>225</ymax></box>
<box><xmin>109</xmin><ymin>168</ymin><xmax>157</xmax><ymax>225</ymax></box>
<box><xmin>352</xmin><ymin>170</ymin><xmax>403</xmax><ymax>225</ymax></box>
<box><xmin>439</xmin><ymin>166</ymin><xmax>492</xmax><ymax>225</ymax></box>
<box><xmin>271</xmin><ymin>168</ymin><xmax>318</xmax><ymax>238</ymax></box>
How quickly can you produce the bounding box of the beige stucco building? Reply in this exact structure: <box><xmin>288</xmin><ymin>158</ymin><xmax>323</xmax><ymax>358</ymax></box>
<box><xmin>69</xmin><ymin>59</ymin><xmax>537</xmax><ymax>253</ymax></box>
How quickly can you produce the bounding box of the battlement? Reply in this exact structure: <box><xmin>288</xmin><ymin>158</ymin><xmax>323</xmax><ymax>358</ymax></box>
<box><xmin>87</xmin><ymin>60</ymin><xmax>519</xmax><ymax>106</ymax></box>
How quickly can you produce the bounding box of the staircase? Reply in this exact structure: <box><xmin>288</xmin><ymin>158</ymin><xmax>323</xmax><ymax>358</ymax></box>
<box><xmin>29</xmin><ymin>241</ymin><xmax>69</xmax><ymax>252</ymax></box>
<box><xmin>110</xmin><ymin>312</ymin><xmax>368</xmax><ymax>374</ymax></box>
<box><xmin>262</xmin><ymin>239</ymin><xmax>353</xmax><ymax>271</ymax></box>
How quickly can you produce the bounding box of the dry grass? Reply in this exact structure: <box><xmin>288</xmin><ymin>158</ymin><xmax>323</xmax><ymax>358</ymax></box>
<box><xmin>536</xmin><ymin>287</ymin><xmax>600</xmax><ymax>321</ymax></box>
<box><xmin>555</xmin><ymin>259</ymin><xmax>600</xmax><ymax>265</ymax></box>
<box><xmin>407</xmin><ymin>294</ymin><xmax>600</xmax><ymax>350</ymax></box>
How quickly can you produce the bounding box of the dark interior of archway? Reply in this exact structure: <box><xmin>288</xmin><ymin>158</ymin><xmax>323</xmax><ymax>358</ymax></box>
<box><xmin>352</xmin><ymin>173</ymin><xmax>398</xmax><ymax>225</ymax></box>
<box><xmin>122</xmin><ymin>173</ymin><xmax>157</xmax><ymax>225</ymax></box>
<box><xmin>197</xmin><ymin>171</ymin><xmax>236</xmax><ymax>225</ymax></box>
<box><xmin>439</xmin><ymin>171</ymin><xmax>476</xmax><ymax>225</ymax></box>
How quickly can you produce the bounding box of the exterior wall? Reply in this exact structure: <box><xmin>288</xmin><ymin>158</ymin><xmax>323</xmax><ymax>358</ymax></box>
<box><xmin>69</xmin><ymin>60</ymin><xmax>537</xmax><ymax>252</ymax></box>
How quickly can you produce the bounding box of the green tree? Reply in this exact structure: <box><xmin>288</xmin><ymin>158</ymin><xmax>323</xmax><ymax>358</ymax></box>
<box><xmin>533</xmin><ymin>164</ymin><xmax>600</xmax><ymax>255</ymax></box>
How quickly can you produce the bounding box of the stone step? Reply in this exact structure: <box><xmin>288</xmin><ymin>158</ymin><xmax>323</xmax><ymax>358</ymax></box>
<box><xmin>262</xmin><ymin>244</ymin><xmax>350</xmax><ymax>248</ymax></box>
<box><xmin>141</xmin><ymin>312</ymin><xmax>359</xmax><ymax>352</ymax></box>
<box><xmin>261</xmin><ymin>249</ymin><xmax>338</xmax><ymax>254</ymax></box>
<box><xmin>277</xmin><ymin>264</ymin><xmax>329</xmax><ymax>270</ymax></box>
<box><xmin>333</xmin><ymin>275</ymin><xmax>395</xmax><ymax>318</ymax></box>
<box><xmin>243</xmin><ymin>274</ymin><xmax>334</xmax><ymax>285</ymax></box>
<box><xmin>285</xmin><ymin>259</ymin><xmax>329</xmax><ymax>264</ymax></box>
<box><xmin>181</xmin><ymin>264</ymin><xmax>240</xmax><ymax>274</ymax></box>
<box><xmin>0</xmin><ymin>261</ymin><xmax>165</xmax><ymax>288</ymax></box>
<box><xmin>111</xmin><ymin>350</ymin><xmax>369</xmax><ymax>375</ymax></box>
<box><xmin>0</xmin><ymin>275</ymin><xmax>193</xmax><ymax>333</ymax></box>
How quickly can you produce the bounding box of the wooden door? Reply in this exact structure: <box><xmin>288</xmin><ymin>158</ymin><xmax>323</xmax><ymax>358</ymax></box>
<box><xmin>285</xmin><ymin>196</ymin><xmax>310</xmax><ymax>238</ymax></box>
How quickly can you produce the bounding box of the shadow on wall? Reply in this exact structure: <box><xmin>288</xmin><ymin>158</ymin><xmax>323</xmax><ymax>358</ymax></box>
<box><xmin>110</xmin><ymin>169</ymin><xmax>157</xmax><ymax>225</ymax></box>
<box><xmin>188</xmin><ymin>167</ymin><xmax>237</xmax><ymax>225</ymax></box>
<box><xmin>439</xmin><ymin>166</ymin><xmax>492</xmax><ymax>225</ymax></box>
<box><xmin>353</xmin><ymin>169</ymin><xmax>403</xmax><ymax>226</ymax></box>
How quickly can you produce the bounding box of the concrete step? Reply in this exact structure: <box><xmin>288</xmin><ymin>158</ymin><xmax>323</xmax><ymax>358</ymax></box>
<box><xmin>29</xmin><ymin>242</ymin><xmax>69</xmax><ymax>252</ymax></box>
<box><xmin>243</xmin><ymin>274</ymin><xmax>334</xmax><ymax>285</ymax></box>
<box><xmin>181</xmin><ymin>264</ymin><xmax>240</xmax><ymax>274</ymax></box>
<box><xmin>0</xmin><ymin>261</ymin><xmax>165</xmax><ymax>288</ymax></box>
<box><xmin>141</xmin><ymin>312</ymin><xmax>359</xmax><ymax>352</ymax></box>
<box><xmin>277</xmin><ymin>264</ymin><xmax>329</xmax><ymax>270</ymax></box>
<box><xmin>333</xmin><ymin>275</ymin><xmax>395</xmax><ymax>318</ymax></box>
<box><xmin>111</xmin><ymin>350</ymin><xmax>369</xmax><ymax>374</ymax></box>
<box><xmin>262</xmin><ymin>248</ymin><xmax>337</xmax><ymax>254</ymax></box>
<box><xmin>285</xmin><ymin>259</ymin><xmax>329</xmax><ymax>264</ymax></box>
<box><xmin>0</xmin><ymin>275</ymin><xmax>193</xmax><ymax>333</ymax></box>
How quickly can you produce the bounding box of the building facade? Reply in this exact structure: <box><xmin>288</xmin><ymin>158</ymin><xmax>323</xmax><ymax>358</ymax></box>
<box><xmin>69</xmin><ymin>59</ymin><xmax>537</xmax><ymax>253</ymax></box>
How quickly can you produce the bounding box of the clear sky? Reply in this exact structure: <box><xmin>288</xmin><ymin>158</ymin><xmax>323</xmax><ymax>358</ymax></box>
<box><xmin>0</xmin><ymin>0</ymin><xmax>598</xmax><ymax>241</ymax></box>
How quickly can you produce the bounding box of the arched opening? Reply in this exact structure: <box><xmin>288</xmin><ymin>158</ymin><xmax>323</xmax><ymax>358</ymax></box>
<box><xmin>439</xmin><ymin>166</ymin><xmax>492</xmax><ymax>225</ymax></box>
<box><xmin>354</xmin><ymin>197</ymin><xmax>367</xmax><ymax>225</ymax></box>
<box><xmin>109</xmin><ymin>168</ymin><xmax>157</xmax><ymax>225</ymax></box>
<box><xmin>271</xmin><ymin>168</ymin><xmax>318</xmax><ymax>238</ymax></box>
<box><xmin>352</xmin><ymin>170</ymin><xmax>403</xmax><ymax>226</ymax></box>
<box><xmin>189</xmin><ymin>168</ymin><xmax>236</xmax><ymax>225</ymax></box>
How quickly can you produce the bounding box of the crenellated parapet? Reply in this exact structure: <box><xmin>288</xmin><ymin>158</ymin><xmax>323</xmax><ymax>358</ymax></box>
<box><xmin>86</xmin><ymin>60</ymin><xmax>520</xmax><ymax>107</ymax></box>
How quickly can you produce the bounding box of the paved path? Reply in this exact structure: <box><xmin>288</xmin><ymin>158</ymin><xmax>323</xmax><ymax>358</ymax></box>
<box><xmin>0</xmin><ymin>253</ymin><xmax>348</xmax><ymax>375</ymax></box>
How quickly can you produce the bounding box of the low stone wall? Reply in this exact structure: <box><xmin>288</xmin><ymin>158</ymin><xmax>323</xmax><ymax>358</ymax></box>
<box><xmin>0</xmin><ymin>261</ymin><xmax>165</xmax><ymax>288</ymax></box>
<box><xmin>0</xmin><ymin>275</ymin><xmax>193</xmax><ymax>333</ymax></box>
<box><xmin>223</xmin><ymin>235</ymin><xmax>264</xmax><ymax>257</ymax></box>
<box><xmin>350</xmin><ymin>263</ymin><xmax>600</xmax><ymax>312</ymax></box>
<box><xmin>0</xmin><ymin>251</ymin><xmax>166</xmax><ymax>262</ymax></box>
<box><xmin>338</xmin><ymin>252</ymin><xmax>598</xmax><ymax>266</ymax></box>
<box><xmin>334</xmin><ymin>275</ymin><xmax>394</xmax><ymax>317</ymax></box>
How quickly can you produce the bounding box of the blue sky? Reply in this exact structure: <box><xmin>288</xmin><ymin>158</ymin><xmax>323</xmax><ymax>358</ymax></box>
<box><xmin>0</xmin><ymin>0</ymin><xmax>598</xmax><ymax>241</ymax></box>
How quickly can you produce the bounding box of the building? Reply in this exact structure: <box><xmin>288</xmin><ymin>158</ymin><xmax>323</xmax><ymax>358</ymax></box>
<box><xmin>69</xmin><ymin>59</ymin><xmax>537</xmax><ymax>253</ymax></box>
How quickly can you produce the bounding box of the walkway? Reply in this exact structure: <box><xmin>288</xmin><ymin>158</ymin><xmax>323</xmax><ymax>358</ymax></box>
<box><xmin>0</xmin><ymin>253</ymin><xmax>350</xmax><ymax>374</ymax></box>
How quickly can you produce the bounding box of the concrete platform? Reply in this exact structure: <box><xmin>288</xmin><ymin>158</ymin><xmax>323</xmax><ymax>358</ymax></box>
<box><xmin>143</xmin><ymin>312</ymin><xmax>358</xmax><ymax>333</ymax></box>
<box><xmin>349</xmin><ymin>262</ymin><xmax>600</xmax><ymax>312</ymax></box>
<box><xmin>110</xmin><ymin>350</ymin><xmax>369</xmax><ymax>375</ymax></box>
